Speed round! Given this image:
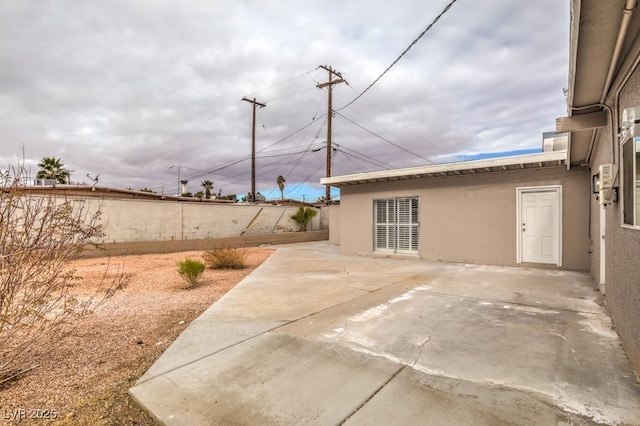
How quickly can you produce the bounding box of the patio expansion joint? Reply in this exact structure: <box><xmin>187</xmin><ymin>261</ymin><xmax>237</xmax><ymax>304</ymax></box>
<box><xmin>274</xmin><ymin>274</ymin><xmax>426</xmax><ymax>331</ymax></box>
<box><xmin>133</xmin><ymin>321</ymin><xmax>288</xmax><ymax>385</ymax></box>
<box><xmin>336</xmin><ymin>364</ymin><xmax>407</xmax><ymax>426</ymax></box>
<box><xmin>343</xmin><ymin>272</ymin><xmax>425</xmax><ymax>292</ymax></box>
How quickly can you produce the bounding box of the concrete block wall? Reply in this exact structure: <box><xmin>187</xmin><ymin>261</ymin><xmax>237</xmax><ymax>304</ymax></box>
<box><xmin>81</xmin><ymin>198</ymin><xmax>324</xmax><ymax>244</ymax></box>
<box><xmin>82</xmin><ymin>230</ymin><xmax>330</xmax><ymax>257</ymax></box>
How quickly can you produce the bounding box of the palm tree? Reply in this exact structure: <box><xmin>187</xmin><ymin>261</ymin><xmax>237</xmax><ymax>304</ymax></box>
<box><xmin>276</xmin><ymin>175</ymin><xmax>286</xmax><ymax>200</ymax></box>
<box><xmin>36</xmin><ymin>157</ymin><xmax>68</xmax><ymax>184</ymax></box>
<box><xmin>201</xmin><ymin>180</ymin><xmax>214</xmax><ymax>199</ymax></box>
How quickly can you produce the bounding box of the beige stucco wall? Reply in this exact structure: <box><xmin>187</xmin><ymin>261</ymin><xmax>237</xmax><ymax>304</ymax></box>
<box><xmin>328</xmin><ymin>204</ymin><xmax>341</xmax><ymax>244</ymax></box>
<box><xmin>590</xmin><ymin>65</ymin><xmax>640</xmax><ymax>378</ymax></box>
<box><xmin>337</xmin><ymin>166</ymin><xmax>590</xmax><ymax>271</ymax></box>
<box><xmin>74</xmin><ymin>199</ymin><xmax>324</xmax><ymax>244</ymax></box>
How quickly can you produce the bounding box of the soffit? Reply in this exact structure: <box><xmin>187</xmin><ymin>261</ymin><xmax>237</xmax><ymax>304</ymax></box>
<box><xmin>571</xmin><ymin>0</ymin><xmax>624</xmax><ymax>108</ymax></box>
<box><xmin>567</xmin><ymin>0</ymin><xmax>640</xmax><ymax>165</ymax></box>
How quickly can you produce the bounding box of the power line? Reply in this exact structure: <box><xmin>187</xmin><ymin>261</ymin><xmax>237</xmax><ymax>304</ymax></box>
<box><xmin>339</xmin><ymin>150</ymin><xmax>370</xmax><ymax>173</ymax></box>
<box><xmin>337</xmin><ymin>0</ymin><xmax>459</xmax><ymax>111</ymax></box>
<box><xmin>285</xmin><ymin>117</ymin><xmax>327</xmax><ymax>179</ymax></box>
<box><xmin>154</xmin><ymin>111</ymin><xmax>327</xmax><ymax>190</ymax></box>
<box><xmin>265</xmin><ymin>86</ymin><xmax>318</xmax><ymax>103</ymax></box>
<box><xmin>333</xmin><ymin>144</ymin><xmax>394</xmax><ymax>170</ymax></box>
<box><xmin>257</xmin><ymin>147</ymin><xmax>318</xmax><ymax>159</ymax></box>
<box><xmin>339</xmin><ymin>82</ymin><xmax>450</xmax><ymax>154</ymax></box>
<box><xmin>286</xmin><ymin>157</ymin><xmax>327</xmax><ymax>200</ymax></box>
<box><xmin>257</xmin><ymin>108</ymin><xmax>271</xmax><ymax>146</ymax></box>
<box><xmin>334</xmin><ymin>111</ymin><xmax>436</xmax><ymax>164</ymax></box>
<box><xmin>257</xmin><ymin>113</ymin><xmax>326</xmax><ymax>152</ymax></box>
<box><xmin>242</xmin><ymin>69</ymin><xmax>317</xmax><ymax>98</ymax></box>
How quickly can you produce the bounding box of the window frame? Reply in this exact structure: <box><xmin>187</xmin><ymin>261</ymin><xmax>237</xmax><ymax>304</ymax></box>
<box><xmin>621</xmin><ymin>136</ymin><xmax>640</xmax><ymax>229</ymax></box>
<box><xmin>373</xmin><ymin>196</ymin><xmax>420</xmax><ymax>255</ymax></box>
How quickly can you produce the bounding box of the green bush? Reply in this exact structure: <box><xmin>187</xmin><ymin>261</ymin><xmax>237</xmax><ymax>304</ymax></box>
<box><xmin>203</xmin><ymin>247</ymin><xmax>247</xmax><ymax>269</ymax></box>
<box><xmin>176</xmin><ymin>258</ymin><xmax>205</xmax><ymax>288</ymax></box>
<box><xmin>291</xmin><ymin>206</ymin><xmax>317</xmax><ymax>231</ymax></box>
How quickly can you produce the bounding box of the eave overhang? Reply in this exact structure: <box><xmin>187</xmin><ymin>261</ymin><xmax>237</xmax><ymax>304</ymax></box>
<box><xmin>322</xmin><ymin>151</ymin><xmax>567</xmax><ymax>187</ymax></box>
<box><xmin>560</xmin><ymin>0</ymin><xmax>640</xmax><ymax>166</ymax></box>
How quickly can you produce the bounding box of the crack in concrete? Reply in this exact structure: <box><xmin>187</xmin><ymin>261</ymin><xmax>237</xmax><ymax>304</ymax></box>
<box><xmin>412</xmin><ymin>320</ymin><xmax>442</xmax><ymax>367</ymax></box>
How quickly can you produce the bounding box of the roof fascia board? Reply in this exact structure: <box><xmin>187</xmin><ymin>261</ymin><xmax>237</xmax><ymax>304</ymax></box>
<box><xmin>321</xmin><ymin>151</ymin><xmax>567</xmax><ymax>186</ymax></box>
<box><xmin>567</xmin><ymin>0</ymin><xmax>581</xmax><ymax>112</ymax></box>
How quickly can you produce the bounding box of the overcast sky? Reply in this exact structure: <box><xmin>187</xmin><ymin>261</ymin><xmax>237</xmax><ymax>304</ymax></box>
<box><xmin>0</xmin><ymin>0</ymin><xmax>570</xmax><ymax>200</ymax></box>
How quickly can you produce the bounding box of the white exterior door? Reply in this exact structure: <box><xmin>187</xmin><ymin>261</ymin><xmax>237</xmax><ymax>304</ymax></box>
<box><xmin>518</xmin><ymin>187</ymin><xmax>561</xmax><ymax>266</ymax></box>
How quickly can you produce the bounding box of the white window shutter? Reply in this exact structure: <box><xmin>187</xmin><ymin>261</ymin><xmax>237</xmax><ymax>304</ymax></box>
<box><xmin>374</xmin><ymin>197</ymin><xmax>419</xmax><ymax>254</ymax></box>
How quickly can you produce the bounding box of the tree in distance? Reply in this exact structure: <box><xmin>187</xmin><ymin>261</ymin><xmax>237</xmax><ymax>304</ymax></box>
<box><xmin>201</xmin><ymin>180</ymin><xmax>214</xmax><ymax>199</ymax></box>
<box><xmin>276</xmin><ymin>175</ymin><xmax>286</xmax><ymax>200</ymax></box>
<box><xmin>36</xmin><ymin>157</ymin><xmax>69</xmax><ymax>184</ymax></box>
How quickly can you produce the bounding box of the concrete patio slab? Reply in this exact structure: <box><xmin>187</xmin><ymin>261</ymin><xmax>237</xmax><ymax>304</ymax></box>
<box><xmin>132</xmin><ymin>333</ymin><xmax>401</xmax><ymax>425</ymax></box>
<box><xmin>343</xmin><ymin>367</ymin><xmax>597</xmax><ymax>426</ymax></box>
<box><xmin>137</xmin><ymin>320</ymin><xmax>287</xmax><ymax>383</ymax></box>
<box><xmin>130</xmin><ymin>242</ymin><xmax>640</xmax><ymax>425</ymax></box>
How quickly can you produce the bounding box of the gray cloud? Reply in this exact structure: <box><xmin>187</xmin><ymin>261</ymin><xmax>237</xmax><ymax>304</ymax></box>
<box><xmin>0</xmin><ymin>0</ymin><xmax>569</xmax><ymax>199</ymax></box>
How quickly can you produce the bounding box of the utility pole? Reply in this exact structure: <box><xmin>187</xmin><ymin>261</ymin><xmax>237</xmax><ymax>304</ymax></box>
<box><xmin>316</xmin><ymin>65</ymin><xmax>346</xmax><ymax>202</ymax></box>
<box><xmin>242</xmin><ymin>97</ymin><xmax>266</xmax><ymax>203</ymax></box>
<box><xmin>169</xmin><ymin>165</ymin><xmax>181</xmax><ymax>196</ymax></box>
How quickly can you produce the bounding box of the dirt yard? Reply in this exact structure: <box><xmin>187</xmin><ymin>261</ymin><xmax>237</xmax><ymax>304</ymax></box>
<box><xmin>0</xmin><ymin>247</ymin><xmax>275</xmax><ymax>425</ymax></box>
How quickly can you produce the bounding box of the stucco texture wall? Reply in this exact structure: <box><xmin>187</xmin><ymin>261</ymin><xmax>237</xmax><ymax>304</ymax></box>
<box><xmin>328</xmin><ymin>204</ymin><xmax>341</xmax><ymax>244</ymax></box>
<box><xmin>338</xmin><ymin>166</ymin><xmax>590</xmax><ymax>271</ymax></box>
<box><xmin>594</xmin><ymin>66</ymin><xmax>640</xmax><ymax>377</ymax></box>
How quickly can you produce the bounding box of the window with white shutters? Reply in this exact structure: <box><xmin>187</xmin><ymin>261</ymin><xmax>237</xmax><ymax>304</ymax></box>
<box><xmin>622</xmin><ymin>137</ymin><xmax>640</xmax><ymax>227</ymax></box>
<box><xmin>374</xmin><ymin>197</ymin><xmax>419</xmax><ymax>254</ymax></box>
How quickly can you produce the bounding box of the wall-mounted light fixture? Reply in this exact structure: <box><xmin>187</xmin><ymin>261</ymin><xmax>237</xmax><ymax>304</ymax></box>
<box><xmin>598</xmin><ymin>164</ymin><xmax>618</xmax><ymax>205</ymax></box>
<box><xmin>592</xmin><ymin>173</ymin><xmax>600</xmax><ymax>194</ymax></box>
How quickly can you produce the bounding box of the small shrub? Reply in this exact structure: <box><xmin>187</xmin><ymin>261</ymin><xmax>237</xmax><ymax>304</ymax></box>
<box><xmin>291</xmin><ymin>206</ymin><xmax>317</xmax><ymax>231</ymax></box>
<box><xmin>176</xmin><ymin>258</ymin><xmax>205</xmax><ymax>288</ymax></box>
<box><xmin>203</xmin><ymin>247</ymin><xmax>247</xmax><ymax>269</ymax></box>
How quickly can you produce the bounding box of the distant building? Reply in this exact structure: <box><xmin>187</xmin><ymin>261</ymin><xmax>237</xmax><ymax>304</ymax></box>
<box><xmin>542</xmin><ymin>131</ymin><xmax>568</xmax><ymax>152</ymax></box>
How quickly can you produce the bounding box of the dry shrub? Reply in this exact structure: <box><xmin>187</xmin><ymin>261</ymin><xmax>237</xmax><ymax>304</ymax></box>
<box><xmin>176</xmin><ymin>258</ymin><xmax>205</xmax><ymax>288</ymax></box>
<box><xmin>0</xmin><ymin>180</ymin><xmax>130</xmax><ymax>386</ymax></box>
<box><xmin>203</xmin><ymin>247</ymin><xmax>247</xmax><ymax>269</ymax></box>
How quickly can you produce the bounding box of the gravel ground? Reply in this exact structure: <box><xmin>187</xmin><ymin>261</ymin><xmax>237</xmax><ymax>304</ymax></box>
<box><xmin>0</xmin><ymin>248</ymin><xmax>274</xmax><ymax>425</ymax></box>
